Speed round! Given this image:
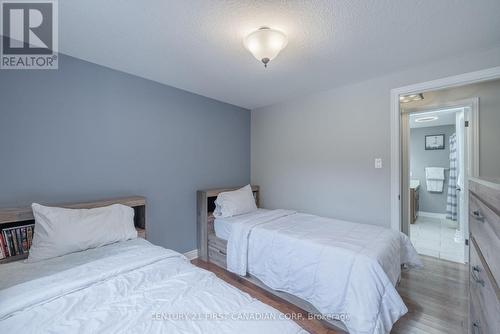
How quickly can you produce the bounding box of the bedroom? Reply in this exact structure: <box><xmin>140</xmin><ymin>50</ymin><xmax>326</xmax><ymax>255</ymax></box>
<box><xmin>1</xmin><ymin>1</ymin><xmax>499</xmax><ymax>334</ymax></box>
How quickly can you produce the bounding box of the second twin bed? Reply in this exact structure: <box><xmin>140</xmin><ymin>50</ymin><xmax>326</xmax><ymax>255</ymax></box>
<box><xmin>199</xmin><ymin>185</ymin><xmax>422</xmax><ymax>334</ymax></box>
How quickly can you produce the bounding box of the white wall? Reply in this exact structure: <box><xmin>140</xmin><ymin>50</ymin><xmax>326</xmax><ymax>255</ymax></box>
<box><xmin>251</xmin><ymin>46</ymin><xmax>500</xmax><ymax>227</ymax></box>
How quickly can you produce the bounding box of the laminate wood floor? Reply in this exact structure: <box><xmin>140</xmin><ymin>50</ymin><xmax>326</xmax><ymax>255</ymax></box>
<box><xmin>192</xmin><ymin>255</ymin><xmax>468</xmax><ymax>334</ymax></box>
<box><xmin>392</xmin><ymin>255</ymin><xmax>468</xmax><ymax>334</ymax></box>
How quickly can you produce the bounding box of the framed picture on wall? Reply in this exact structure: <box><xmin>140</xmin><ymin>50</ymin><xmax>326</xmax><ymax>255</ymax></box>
<box><xmin>425</xmin><ymin>134</ymin><xmax>445</xmax><ymax>150</ymax></box>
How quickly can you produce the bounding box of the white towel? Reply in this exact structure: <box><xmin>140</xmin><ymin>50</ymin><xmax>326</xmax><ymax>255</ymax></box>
<box><xmin>425</xmin><ymin>167</ymin><xmax>445</xmax><ymax>180</ymax></box>
<box><xmin>425</xmin><ymin>167</ymin><xmax>445</xmax><ymax>192</ymax></box>
<box><xmin>426</xmin><ymin>180</ymin><xmax>444</xmax><ymax>192</ymax></box>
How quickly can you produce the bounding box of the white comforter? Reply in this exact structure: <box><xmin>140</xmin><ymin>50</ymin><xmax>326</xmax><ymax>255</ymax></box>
<box><xmin>227</xmin><ymin>210</ymin><xmax>422</xmax><ymax>334</ymax></box>
<box><xmin>0</xmin><ymin>239</ymin><xmax>306</xmax><ymax>334</ymax></box>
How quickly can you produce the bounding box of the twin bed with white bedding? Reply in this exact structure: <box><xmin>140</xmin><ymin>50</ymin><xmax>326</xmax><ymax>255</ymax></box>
<box><xmin>0</xmin><ymin>197</ymin><xmax>306</xmax><ymax>334</ymax></box>
<box><xmin>1</xmin><ymin>185</ymin><xmax>422</xmax><ymax>334</ymax></box>
<box><xmin>199</xmin><ymin>185</ymin><xmax>422</xmax><ymax>334</ymax></box>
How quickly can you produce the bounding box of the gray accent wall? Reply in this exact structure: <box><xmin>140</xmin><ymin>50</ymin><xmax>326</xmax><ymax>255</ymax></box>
<box><xmin>410</xmin><ymin>125</ymin><xmax>455</xmax><ymax>214</ymax></box>
<box><xmin>251</xmin><ymin>46</ymin><xmax>500</xmax><ymax>228</ymax></box>
<box><xmin>0</xmin><ymin>54</ymin><xmax>250</xmax><ymax>253</ymax></box>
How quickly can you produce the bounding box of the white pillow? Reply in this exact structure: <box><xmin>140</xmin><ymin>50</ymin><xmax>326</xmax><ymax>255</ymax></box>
<box><xmin>214</xmin><ymin>185</ymin><xmax>257</xmax><ymax>218</ymax></box>
<box><xmin>28</xmin><ymin>203</ymin><xmax>137</xmax><ymax>262</ymax></box>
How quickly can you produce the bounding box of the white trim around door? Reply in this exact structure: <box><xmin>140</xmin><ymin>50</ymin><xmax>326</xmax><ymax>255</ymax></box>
<box><xmin>390</xmin><ymin>66</ymin><xmax>500</xmax><ymax>232</ymax></box>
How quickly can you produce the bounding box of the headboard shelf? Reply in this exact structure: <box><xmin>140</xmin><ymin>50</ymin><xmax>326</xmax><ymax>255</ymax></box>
<box><xmin>0</xmin><ymin>196</ymin><xmax>146</xmax><ymax>225</ymax></box>
<box><xmin>0</xmin><ymin>253</ymin><xmax>28</xmax><ymax>264</ymax></box>
<box><xmin>199</xmin><ymin>186</ymin><xmax>260</xmax><ymax>199</ymax></box>
<box><xmin>0</xmin><ymin>196</ymin><xmax>147</xmax><ymax>264</ymax></box>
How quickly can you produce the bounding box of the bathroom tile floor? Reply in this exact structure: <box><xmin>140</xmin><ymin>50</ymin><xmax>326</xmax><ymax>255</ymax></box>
<box><xmin>410</xmin><ymin>216</ymin><xmax>464</xmax><ymax>263</ymax></box>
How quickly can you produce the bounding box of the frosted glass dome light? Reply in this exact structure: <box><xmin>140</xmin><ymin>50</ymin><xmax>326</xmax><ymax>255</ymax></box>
<box><xmin>243</xmin><ymin>27</ymin><xmax>288</xmax><ymax>68</ymax></box>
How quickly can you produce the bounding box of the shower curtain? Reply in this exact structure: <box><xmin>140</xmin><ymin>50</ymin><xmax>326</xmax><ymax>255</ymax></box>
<box><xmin>446</xmin><ymin>133</ymin><xmax>458</xmax><ymax>221</ymax></box>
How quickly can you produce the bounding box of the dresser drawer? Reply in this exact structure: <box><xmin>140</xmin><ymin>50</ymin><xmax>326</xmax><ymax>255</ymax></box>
<box><xmin>469</xmin><ymin>299</ymin><xmax>483</xmax><ymax>334</ymax></box>
<box><xmin>208</xmin><ymin>233</ymin><xmax>227</xmax><ymax>252</ymax></box>
<box><xmin>469</xmin><ymin>240</ymin><xmax>500</xmax><ymax>334</ymax></box>
<box><xmin>469</xmin><ymin>180</ymin><xmax>500</xmax><ymax>212</ymax></box>
<box><xmin>208</xmin><ymin>232</ymin><xmax>227</xmax><ymax>269</ymax></box>
<box><xmin>469</xmin><ymin>193</ymin><xmax>500</xmax><ymax>280</ymax></box>
<box><xmin>208</xmin><ymin>245</ymin><xmax>227</xmax><ymax>268</ymax></box>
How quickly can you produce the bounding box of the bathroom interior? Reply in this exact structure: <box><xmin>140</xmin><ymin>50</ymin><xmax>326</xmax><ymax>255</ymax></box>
<box><xmin>401</xmin><ymin>78</ymin><xmax>500</xmax><ymax>265</ymax></box>
<box><xmin>409</xmin><ymin>107</ymin><xmax>466</xmax><ymax>263</ymax></box>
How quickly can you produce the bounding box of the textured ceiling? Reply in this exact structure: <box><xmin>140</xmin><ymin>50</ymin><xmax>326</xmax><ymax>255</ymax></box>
<box><xmin>58</xmin><ymin>0</ymin><xmax>500</xmax><ymax>109</ymax></box>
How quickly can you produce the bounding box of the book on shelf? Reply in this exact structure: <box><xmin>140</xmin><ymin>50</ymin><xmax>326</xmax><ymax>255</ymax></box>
<box><xmin>11</xmin><ymin>229</ymin><xmax>19</xmax><ymax>255</ymax></box>
<box><xmin>6</xmin><ymin>230</ymin><xmax>14</xmax><ymax>256</ymax></box>
<box><xmin>15</xmin><ymin>229</ymin><xmax>22</xmax><ymax>254</ymax></box>
<box><xmin>0</xmin><ymin>234</ymin><xmax>5</xmax><ymax>259</ymax></box>
<box><xmin>21</xmin><ymin>227</ymin><xmax>29</xmax><ymax>253</ymax></box>
<box><xmin>1</xmin><ymin>223</ymin><xmax>35</xmax><ymax>259</ymax></box>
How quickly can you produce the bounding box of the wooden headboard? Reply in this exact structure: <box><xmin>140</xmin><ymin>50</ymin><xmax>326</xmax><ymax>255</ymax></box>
<box><xmin>196</xmin><ymin>185</ymin><xmax>259</xmax><ymax>261</ymax></box>
<box><xmin>0</xmin><ymin>196</ymin><xmax>146</xmax><ymax>264</ymax></box>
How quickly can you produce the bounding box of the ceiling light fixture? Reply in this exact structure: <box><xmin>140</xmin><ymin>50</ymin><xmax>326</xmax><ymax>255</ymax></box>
<box><xmin>415</xmin><ymin>116</ymin><xmax>438</xmax><ymax>123</ymax></box>
<box><xmin>243</xmin><ymin>27</ymin><xmax>288</xmax><ymax>68</ymax></box>
<box><xmin>400</xmin><ymin>93</ymin><xmax>424</xmax><ymax>103</ymax></box>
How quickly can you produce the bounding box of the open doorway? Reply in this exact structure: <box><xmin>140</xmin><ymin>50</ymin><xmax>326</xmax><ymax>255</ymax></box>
<box><xmin>403</xmin><ymin>103</ymin><xmax>475</xmax><ymax>263</ymax></box>
<box><xmin>390</xmin><ymin>67</ymin><xmax>500</xmax><ymax>239</ymax></box>
<box><xmin>394</xmin><ymin>74</ymin><xmax>500</xmax><ymax>265</ymax></box>
<box><xmin>398</xmin><ymin>93</ymin><xmax>480</xmax><ymax>264</ymax></box>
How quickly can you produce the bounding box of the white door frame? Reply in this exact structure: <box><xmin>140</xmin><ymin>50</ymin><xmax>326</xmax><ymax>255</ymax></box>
<box><xmin>390</xmin><ymin>66</ymin><xmax>500</xmax><ymax>232</ymax></box>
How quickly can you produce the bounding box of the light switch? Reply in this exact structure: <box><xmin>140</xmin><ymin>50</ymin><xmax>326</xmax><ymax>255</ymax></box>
<box><xmin>375</xmin><ymin>158</ymin><xmax>382</xmax><ymax>169</ymax></box>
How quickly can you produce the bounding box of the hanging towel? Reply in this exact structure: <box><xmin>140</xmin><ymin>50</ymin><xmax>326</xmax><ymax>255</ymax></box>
<box><xmin>425</xmin><ymin>167</ymin><xmax>445</xmax><ymax>192</ymax></box>
<box><xmin>446</xmin><ymin>133</ymin><xmax>458</xmax><ymax>221</ymax></box>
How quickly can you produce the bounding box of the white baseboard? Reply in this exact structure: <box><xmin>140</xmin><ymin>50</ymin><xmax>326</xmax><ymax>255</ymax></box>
<box><xmin>418</xmin><ymin>211</ymin><xmax>447</xmax><ymax>220</ymax></box>
<box><xmin>184</xmin><ymin>249</ymin><xmax>198</xmax><ymax>260</ymax></box>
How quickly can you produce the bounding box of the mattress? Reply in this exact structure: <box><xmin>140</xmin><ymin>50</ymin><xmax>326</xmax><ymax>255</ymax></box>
<box><xmin>214</xmin><ymin>209</ymin><xmax>270</xmax><ymax>240</ymax></box>
<box><xmin>225</xmin><ymin>209</ymin><xmax>422</xmax><ymax>334</ymax></box>
<box><xmin>0</xmin><ymin>238</ymin><xmax>150</xmax><ymax>290</ymax></box>
<box><xmin>0</xmin><ymin>237</ymin><xmax>306</xmax><ymax>334</ymax></box>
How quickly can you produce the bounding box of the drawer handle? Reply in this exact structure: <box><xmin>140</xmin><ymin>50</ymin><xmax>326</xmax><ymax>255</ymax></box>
<box><xmin>472</xmin><ymin>210</ymin><xmax>484</xmax><ymax>222</ymax></box>
<box><xmin>472</xmin><ymin>321</ymin><xmax>481</xmax><ymax>334</ymax></box>
<box><xmin>211</xmin><ymin>248</ymin><xmax>226</xmax><ymax>256</ymax></box>
<box><xmin>471</xmin><ymin>266</ymin><xmax>485</xmax><ymax>287</ymax></box>
<box><xmin>213</xmin><ymin>250</ymin><xmax>225</xmax><ymax>255</ymax></box>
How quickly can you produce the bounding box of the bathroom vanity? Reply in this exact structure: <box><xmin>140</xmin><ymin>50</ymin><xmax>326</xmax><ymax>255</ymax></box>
<box><xmin>410</xmin><ymin>180</ymin><xmax>420</xmax><ymax>224</ymax></box>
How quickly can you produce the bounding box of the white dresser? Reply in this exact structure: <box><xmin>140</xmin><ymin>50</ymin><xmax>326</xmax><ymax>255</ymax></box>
<box><xmin>468</xmin><ymin>178</ymin><xmax>500</xmax><ymax>334</ymax></box>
